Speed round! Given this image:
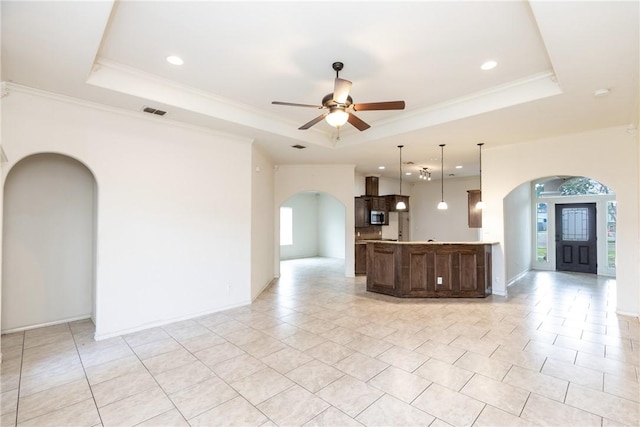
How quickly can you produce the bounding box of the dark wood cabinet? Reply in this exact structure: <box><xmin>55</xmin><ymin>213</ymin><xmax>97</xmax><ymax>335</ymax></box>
<box><xmin>355</xmin><ymin>196</ymin><xmax>389</xmax><ymax>227</ymax></box>
<box><xmin>467</xmin><ymin>190</ymin><xmax>482</xmax><ymax>228</ymax></box>
<box><xmin>370</xmin><ymin>196</ymin><xmax>387</xmax><ymax>211</ymax></box>
<box><xmin>385</xmin><ymin>195</ymin><xmax>409</xmax><ymax>212</ymax></box>
<box><xmin>355</xmin><ymin>197</ymin><xmax>370</xmax><ymax>227</ymax></box>
<box><xmin>365</xmin><ymin>176</ymin><xmax>379</xmax><ymax>196</ymax></box>
<box><xmin>366</xmin><ymin>242</ymin><xmax>492</xmax><ymax>298</ymax></box>
<box><xmin>355</xmin><ymin>243</ymin><xmax>367</xmax><ymax>275</ymax></box>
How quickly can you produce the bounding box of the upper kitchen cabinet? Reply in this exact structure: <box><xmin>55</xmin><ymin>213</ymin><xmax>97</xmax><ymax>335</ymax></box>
<box><xmin>385</xmin><ymin>195</ymin><xmax>409</xmax><ymax>212</ymax></box>
<box><xmin>370</xmin><ymin>196</ymin><xmax>388</xmax><ymax>212</ymax></box>
<box><xmin>355</xmin><ymin>197</ymin><xmax>371</xmax><ymax>227</ymax></box>
<box><xmin>365</xmin><ymin>176</ymin><xmax>380</xmax><ymax>196</ymax></box>
<box><xmin>356</xmin><ymin>196</ymin><xmax>389</xmax><ymax>227</ymax></box>
<box><xmin>467</xmin><ymin>190</ymin><xmax>482</xmax><ymax>228</ymax></box>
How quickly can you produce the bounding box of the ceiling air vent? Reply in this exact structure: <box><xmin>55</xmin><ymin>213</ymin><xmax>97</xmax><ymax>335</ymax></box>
<box><xmin>142</xmin><ymin>106</ymin><xmax>167</xmax><ymax>116</ymax></box>
<box><xmin>291</xmin><ymin>144</ymin><xmax>306</xmax><ymax>149</ymax></box>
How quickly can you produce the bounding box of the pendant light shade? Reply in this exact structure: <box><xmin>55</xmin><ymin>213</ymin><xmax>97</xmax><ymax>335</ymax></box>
<box><xmin>476</xmin><ymin>143</ymin><xmax>485</xmax><ymax>210</ymax></box>
<box><xmin>437</xmin><ymin>144</ymin><xmax>448</xmax><ymax>210</ymax></box>
<box><xmin>396</xmin><ymin>145</ymin><xmax>406</xmax><ymax>210</ymax></box>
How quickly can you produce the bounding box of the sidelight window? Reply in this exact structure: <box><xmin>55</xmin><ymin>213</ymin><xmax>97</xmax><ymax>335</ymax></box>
<box><xmin>607</xmin><ymin>201</ymin><xmax>616</xmax><ymax>268</ymax></box>
<box><xmin>536</xmin><ymin>203</ymin><xmax>548</xmax><ymax>262</ymax></box>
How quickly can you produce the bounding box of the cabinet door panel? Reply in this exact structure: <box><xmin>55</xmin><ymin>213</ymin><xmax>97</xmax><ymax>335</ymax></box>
<box><xmin>460</xmin><ymin>253</ymin><xmax>478</xmax><ymax>290</ymax></box>
<box><xmin>434</xmin><ymin>253</ymin><xmax>452</xmax><ymax>291</ymax></box>
<box><xmin>408</xmin><ymin>252</ymin><xmax>429</xmax><ymax>292</ymax></box>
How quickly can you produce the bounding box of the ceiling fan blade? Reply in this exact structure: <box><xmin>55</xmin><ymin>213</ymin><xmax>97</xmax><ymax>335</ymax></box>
<box><xmin>347</xmin><ymin>113</ymin><xmax>371</xmax><ymax>131</ymax></box>
<box><xmin>299</xmin><ymin>113</ymin><xmax>328</xmax><ymax>130</ymax></box>
<box><xmin>272</xmin><ymin>101</ymin><xmax>323</xmax><ymax>108</ymax></box>
<box><xmin>333</xmin><ymin>78</ymin><xmax>352</xmax><ymax>104</ymax></box>
<box><xmin>353</xmin><ymin>101</ymin><xmax>405</xmax><ymax>111</ymax></box>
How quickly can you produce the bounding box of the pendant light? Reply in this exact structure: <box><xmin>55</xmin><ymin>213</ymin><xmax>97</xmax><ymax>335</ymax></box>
<box><xmin>396</xmin><ymin>145</ymin><xmax>407</xmax><ymax>210</ymax></box>
<box><xmin>476</xmin><ymin>143</ymin><xmax>485</xmax><ymax>209</ymax></box>
<box><xmin>437</xmin><ymin>144</ymin><xmax>448</xmax><ymax>210</ymax></box>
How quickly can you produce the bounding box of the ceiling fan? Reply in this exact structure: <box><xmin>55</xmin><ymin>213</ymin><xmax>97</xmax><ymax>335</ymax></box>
<box><xmin>272</xmin><ymin>62</ymin><xmax>405</xmax><ymax>131</ymax></box>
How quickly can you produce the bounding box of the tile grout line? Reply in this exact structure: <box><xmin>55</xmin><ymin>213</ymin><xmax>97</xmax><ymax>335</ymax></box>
<box><xmin>120</xmin><ymin>328</ymin><xmax>190</xmax><ymax>425</ymax></box>
<box><xmin>13</xmin><ymin>331</ymin><xmax>26</xmax><ymax>427</ymax></box>
<box><xmin>70</xmin><ymin>322</ymin><xmax>105</xmax><ymax>427</ymax></box>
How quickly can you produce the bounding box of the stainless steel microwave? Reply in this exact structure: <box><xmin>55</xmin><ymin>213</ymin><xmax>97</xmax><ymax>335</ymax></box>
<box><xmin>370</xmin><ymin>210</ymin><xmax>385</xmax><ymax>225</ymax></box>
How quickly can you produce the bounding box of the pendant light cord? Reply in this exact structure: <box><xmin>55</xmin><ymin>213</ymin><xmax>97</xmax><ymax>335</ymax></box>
<box><xmin>478</xmin><ymin>143</ymin><xmax>484</xmax><ymax>201</ymax></box>
<box><xmin>398</xmin><ymin>145</ymin><xmax>403</xmax><ymax>195</ymax></box>
<box><xmin>440</xmin><ymin>144</ymin><xmax>445</xmax><ymax>201</ymax></box>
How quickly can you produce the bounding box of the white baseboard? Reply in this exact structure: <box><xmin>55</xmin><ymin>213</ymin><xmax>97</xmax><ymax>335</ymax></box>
<box><xmin>252</xmin><ymin>278</ymin><xmax>278</xmax><ymax>302</ymax></box>
<box><xmin>507</xmin><ymin>269</ymin><xmax>531</xmax><ymax>287</ymax></box>
<box><xmin>492</xmin><ymin>289</ymin><xmax>507</xmax><ymax>297</ymax></box>
<box><xmin>1</xmin><ymin>314</ymin><xmax>92</xmax><ymax>335</ymax></box>
<box><xmin>615</xmin><ymin>310</ymin><xmax>639</xmax><ymax>319</ymax></box>
<box><xmin>93</xmin><ymin>300</ymin><xmax>251</xmax><ymax>341</ymax></box>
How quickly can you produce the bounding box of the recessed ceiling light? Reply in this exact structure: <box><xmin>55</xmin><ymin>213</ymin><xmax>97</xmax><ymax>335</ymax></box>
<box><xmin>166</xmin><ymin>55</ymin><xmax>184</xmax><ymax>66</ymax></box>
<box><xmin>455</xmin><ymin>165</ymin><xmax>463</xmax><ymax>169</ymax></box>
<box><xmin>378</xmin><ymin>166</ymin><xmax>385</xmax><ymax>170</ymax></box>
<box><xmin>405</xmin><ymin>172</ymin><xmax>412</xmax><ymax>176</ymax></box>
<box><xmin>480</xmin><ymin>60</ymin><xmax>497</xmax><ymax>71</ymax></box>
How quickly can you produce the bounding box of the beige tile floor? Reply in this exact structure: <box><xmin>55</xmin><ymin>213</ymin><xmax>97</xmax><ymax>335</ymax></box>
<box><xmin>1</xmin><ymin>257</ymin><xmax>639</xmax><ymax>426</ymax></box>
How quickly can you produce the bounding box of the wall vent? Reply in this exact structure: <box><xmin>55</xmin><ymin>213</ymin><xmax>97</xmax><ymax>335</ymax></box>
<box><xmin>291</xmin><ymin>144</ymin><xmax>306</xmax><ymax>149</ymax></box>
<box><xmin>142</xmin><ymin>106</ymin><xmax>167</xmax><ymax>116</ymax></box>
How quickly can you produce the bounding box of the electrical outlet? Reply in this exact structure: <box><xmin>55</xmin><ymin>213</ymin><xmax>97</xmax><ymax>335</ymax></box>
<box><xmin>437</xmin><ymin>277</ymin><xmax>443</xmax><ymax>285</ymax></box>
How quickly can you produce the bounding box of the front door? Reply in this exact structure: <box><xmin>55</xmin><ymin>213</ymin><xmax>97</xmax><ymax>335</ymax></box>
<box><xmin>555</xmin><ymin>203</ymin><xmax>597</xmax><ymax>273</ymax></box>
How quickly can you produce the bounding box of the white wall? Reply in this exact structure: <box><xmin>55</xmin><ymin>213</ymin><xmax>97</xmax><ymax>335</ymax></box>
<box><xmin>2</xmin><ymin>87</ymin><xmax>255</xmax><ymax>338</ymax></box>
<box><xmin>318</xmin><ymin>193</ymin><xmax>345</xmax><ymax>258</ymax></box>
<box><xmin>482</xmin><ymin>125</ymin><xmax>639</xmax><ymax>315</ymax></box>
<box><xmin>503</xmin><ymin>181</ymin><xmax>532</xmax><ymax>284</ymax></box>
<box><xmin>275</xmin><ymin>165</ymin><xmax>355</xmax><ymax>277</ymax></box>
<box><xmin>280</xmin><ymin>193</ymin><xmax>318</xmax><ymax>260</ymax></box>
<box><xmin>354</xmin><ymin>174</ymin><xmax>402</xmax><ymax>197</ymax></box>
<box><xmin>410</xmin><ymin>176</ymin><xmax>481</xmax><ymax>242</ymax></box>
<box><xmin>251</xmin><ymin>145</ymin><xmax>275</xmax><ymax>300</ymax></box>
<box><xmin>279</xmin><ymin>192</ymin><xmax>345</xmax><ymax>260</ymax></box>
<box><xmin>2</xmin><ymin>154</ymin><xmax>95</xmax><ymax>331</ymax></box>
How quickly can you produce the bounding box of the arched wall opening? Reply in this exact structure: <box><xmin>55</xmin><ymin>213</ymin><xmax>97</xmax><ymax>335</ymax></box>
<box><xmin>279</xmin><ymin>192</ymin><xmax>346</xmax><ymax>262</ymax></box>
<box><xmin>273</xmin><ymin>165</ymin><xmax>356</xmax><ymax>278</ymax></box>
<box><xmin>482</xmin><ymin>125</ymin><xmax>638</xmax><ymax>316</ymax></box>
<box><xmin>502</xmin><ymin>176</ymin><xmax>617</xmax><ymax>289</ymax></box>
<box><xmin>2</xmin><ymin>153</ymin><xmax>97</xmax><ymax>332</ymax></box>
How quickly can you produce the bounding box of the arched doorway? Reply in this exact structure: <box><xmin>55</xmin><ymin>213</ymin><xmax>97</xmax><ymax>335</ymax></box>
<box><xmin>278</xmin><ymin>191</ymin><xmax>346</xmax><ymax>279</ymax></box>
<box><xmin>531</xmin><ymin>176</ymin><xmax>616</xmax><ymax>276</ymax></box>
<box><xmin>502</xmin><ymin>175</ymin><xmax>617</xmax><ymax>293</ymax></box>
<box><xmin>2</xmin><ymin>153</ymin><xmax>97</xmax><ymax>332</ymax></box>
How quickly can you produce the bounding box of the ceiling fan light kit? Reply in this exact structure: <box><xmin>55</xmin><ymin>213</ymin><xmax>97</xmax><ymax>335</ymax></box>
<box><xmin>326</xmin><ymin>107</ymin><xmax>349</xmax><ymax>127</ymax></box>
<box><xmin>272</xmin><ymin>62</ymin><xmax>405</xmax><ymax>131</ymax></box>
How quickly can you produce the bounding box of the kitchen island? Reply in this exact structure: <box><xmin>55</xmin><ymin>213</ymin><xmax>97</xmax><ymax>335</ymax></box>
<box><xmin>366</xmin><ymin>241</ymin><xmax>494</xmax><ymax>298</ymax></box>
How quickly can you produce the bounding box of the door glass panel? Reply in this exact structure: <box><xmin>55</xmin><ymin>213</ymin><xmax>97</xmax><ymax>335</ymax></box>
<box><xmin>562</xmin><ymin>207</ymin><xmax>589</xmax><ymax>241</ymax></box>
<box><xmin>536</xmin><ymin>203</ymin><xmax>548</xmax><ymax>262</ymax></box>
<box><xmin>607</xmin><ymin>201</ymin><xmax>617</xmax><ymax>268</ymax></box>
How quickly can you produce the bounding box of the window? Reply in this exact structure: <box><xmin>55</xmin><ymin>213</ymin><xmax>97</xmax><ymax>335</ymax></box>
<box><xmin>536</xmin><ymin>203</ymin><xmax>548</xmax><ymax>262</ymax></box>
<box><xmin>280</xmin><ymin>207</ymin><xmax>293</xmax><ymax>246</ymax></box>
<box><xmin>607</xmin><ymin>201</ymin><xmax>617</xmax><ymax>268</ymax></box>
<box><xmin>561</xmin><ymin>207</ymin><xmax>589</xmax><ymax>241</ymax></box>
